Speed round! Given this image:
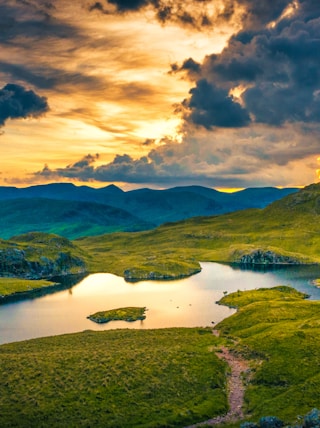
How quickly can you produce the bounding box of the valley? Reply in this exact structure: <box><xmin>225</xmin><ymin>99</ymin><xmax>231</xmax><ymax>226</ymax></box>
<box><xmin>1</xmin><ymin>182</ymin><xmax>320</xmax><ymax>427</ymax></box>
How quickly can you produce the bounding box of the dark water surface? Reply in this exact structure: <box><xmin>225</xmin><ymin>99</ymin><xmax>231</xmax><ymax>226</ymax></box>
<box><xmin>1</xmin><ymin>262</ymin><xmax>320</xmax><ymax>345</ymax></box>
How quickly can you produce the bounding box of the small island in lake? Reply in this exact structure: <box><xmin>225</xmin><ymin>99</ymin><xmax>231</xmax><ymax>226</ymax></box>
<box><xmin>87</xmin><ymin>306</ymin><xmax>147</xmax><ymax>324</ymax></box>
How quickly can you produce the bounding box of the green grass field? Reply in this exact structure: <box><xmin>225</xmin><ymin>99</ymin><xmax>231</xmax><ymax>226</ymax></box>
<box><xmin>1</xmin><ymin>287</ymin><xmax>320</xmax><ymax>426</ymax></box>
<box><xmin>0</xmin><ymin>328</ymin><xmax>227</xmax><ymax>428</ymax></box>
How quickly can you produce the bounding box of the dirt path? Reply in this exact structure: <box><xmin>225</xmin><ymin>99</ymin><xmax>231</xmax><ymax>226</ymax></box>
<box><xmin>185</xmin><ymin>330</ymin><xmax>250</xmax><ymax>427</ymax></box>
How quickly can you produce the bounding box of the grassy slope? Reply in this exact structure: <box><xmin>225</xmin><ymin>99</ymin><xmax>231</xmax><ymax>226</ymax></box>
<box><xmin>1</xmin><ymin>183</ymin><xmax>319</xmax><ymax>290</ymax></box>
<box><xmin>6</xmin><ymin>231</ymin><xmax>86</xmax><ymax>261</ymax></box>
<box><xmin>0</xmin><ymin>328</ymin><xmax>227</xmax><ymax>428</ymax></box>
<box><xmin>76</xmin><ymin>184</ymin><xmax>320</xmax><ymax>278</ymax></box>
<box><xmin>217</xmin><ymin>286</ymin><xmax>320</xmax><ymax>423</ymax></box>
<box><xmin>2</xmin><ymin>287</ymin><xmax>320</xmax><ymax>426</ymax></box>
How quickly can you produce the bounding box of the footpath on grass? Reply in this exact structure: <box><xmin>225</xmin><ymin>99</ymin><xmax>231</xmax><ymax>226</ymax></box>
<box><xmin>186</xmin><ymin>329</ymin><xmax>250</xmax><ymax>427</ymax></box>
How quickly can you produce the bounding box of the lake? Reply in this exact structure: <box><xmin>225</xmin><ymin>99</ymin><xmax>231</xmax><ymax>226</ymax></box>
<box><xmin>1</xmin><ymin>262</ymin><xmax>320</xmax><ymax>345</ymax></box>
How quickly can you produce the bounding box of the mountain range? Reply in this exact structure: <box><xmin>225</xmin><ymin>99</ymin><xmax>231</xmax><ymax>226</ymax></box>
<box><xmin>0</xmin><ymin>183</ymin><xmax>298</xmax><ymax>239</ymax></box>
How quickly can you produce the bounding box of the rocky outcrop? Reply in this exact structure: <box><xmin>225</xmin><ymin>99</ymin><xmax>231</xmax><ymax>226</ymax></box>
<box><xmin>0</xmin><ymin>248</ymin><xmax>86</xmax><ymax>279</ymax></box>
<box><xmin>240</xmin><ymin>408</ymin><xmax>320</xmax><ymax>428</ymax></box>
<box><xmin>237</xmin><ymin>250</ymin><xmax>300</xmax><ymax>265</ymax></box>
<box><xmin>123</xmin><ymin>266</ymin><xmax>201</xmax><ymax>282</ymax></box>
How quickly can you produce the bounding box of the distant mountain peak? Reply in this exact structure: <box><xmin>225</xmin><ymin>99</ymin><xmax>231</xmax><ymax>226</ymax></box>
<box><xmin>100</xmin><ymin>184</ymin><xmax>124</xmax><ymax>194</ymax></box>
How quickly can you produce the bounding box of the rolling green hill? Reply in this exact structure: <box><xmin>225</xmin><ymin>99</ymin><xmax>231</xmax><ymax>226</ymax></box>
<box><xmin>0</xmin><ymin>183</ymin><xmax>319</xmax><ymax>285</ymax></box>
<box><xmin>76</xmin><ymin>183</ymin><xmax>320</xmax><ymax>280</ymax></box>
<box><xmin>0</xmin><ymin>198</ymin><xmax>154</xmax><ymax>239</ymax></box>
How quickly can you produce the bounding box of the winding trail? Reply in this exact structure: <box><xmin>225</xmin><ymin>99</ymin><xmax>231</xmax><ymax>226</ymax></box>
<box><xmin>185</xmin><ymin>330</ymin><xmax>250</xmax><ymax>427</ymax></box>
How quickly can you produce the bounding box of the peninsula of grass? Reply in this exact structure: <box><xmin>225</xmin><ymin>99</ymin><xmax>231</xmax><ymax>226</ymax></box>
<box><xmin>216</xmin><ymin>286</ymin><xmax>320</xmax><ymax>423</ymax></box>
<box><xmin>0</xmin><ymin>278</ymin><xmax>56</xmax><ymax>297</ymax></box>
<box><xmin>87</xmin><ymin>306</ymin><xmax>147</xmax><ymax>323</ymax></box>
<box><xmin>0</xmin><ymin>328</ymin><xmax>227</xmax><ymax>427</ymax></box>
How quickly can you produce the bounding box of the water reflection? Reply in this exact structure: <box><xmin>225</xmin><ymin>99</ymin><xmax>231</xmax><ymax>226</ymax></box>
<box><xmin>1</xmin><ymin>262</ymin><xmax>320</xmax><ymax>345</ymax></box>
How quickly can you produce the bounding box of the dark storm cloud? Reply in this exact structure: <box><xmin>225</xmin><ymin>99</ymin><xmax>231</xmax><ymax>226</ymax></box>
<box><xmin>34</xmin><ymin>153</ymin><xmax>161</xmax><ymax>183</ymax></box>
<box><xmin>98</xmin><ymin>0</ymin><xmax>313</xmax><ymax>32</ymax></box>
<box><xmin>226</xmin><ymin>0</ymin><xmax>292</xmax><ymax>29</ymax></box>
<box><xmin>183</xmin><ymin>79</ymin><xmax>251</xmax><ymax>128</ymax></box>
<box><xmin>0</xmin><ymin>83</ymin><xmax>49</xmax><ymax>126</ymax></box>
<box><xmin>170</xmin><ymin>58</ymin><xmax>201</xmax><ymax>80</ymax></box>
<box><xmin>73</xmin><ymin>154</ymin><xmax>100</xmax><ymax>168</ymax></box>
<box><xmin>181</xmin><ymin>0</ymin><xmax>320</xmax><ymax>128</ymax></box>
<box><xmin>35</xmin><ymin>154</ymin><xmax>99</xmax><ymax>181</ymax></box>
<box><xmin>107</xmin><ymin>0</ymin><xmax>150</xmax><ymax>11</ymax></box>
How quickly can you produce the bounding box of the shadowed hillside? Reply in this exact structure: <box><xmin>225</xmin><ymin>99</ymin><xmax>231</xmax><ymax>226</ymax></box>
<box><xmin>0</xmin><ymin>198</ymin><xmax>154</xmax><ymax>239</ymax></box>
<box><xmin>0</xmin><ymin>232</ymin><xmax>87</xmax><ymax>282</ymax></box>
<box><xmin>0</xmin><ymin>183</ymin><xmax>298</xmax><ymax>232</ymax></box>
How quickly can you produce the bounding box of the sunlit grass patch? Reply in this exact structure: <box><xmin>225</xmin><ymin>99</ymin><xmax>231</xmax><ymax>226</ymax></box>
<box><xmin>0</xmin><ymin>328</ymin><xmax>228</xmax><ymax>427</ymax></box>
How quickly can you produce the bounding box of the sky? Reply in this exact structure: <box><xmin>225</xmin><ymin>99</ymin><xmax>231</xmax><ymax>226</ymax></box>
<box><xmin>0</xmin><ymin>0</ymin><xmax>320</xmax><ymax>190</ymax></box>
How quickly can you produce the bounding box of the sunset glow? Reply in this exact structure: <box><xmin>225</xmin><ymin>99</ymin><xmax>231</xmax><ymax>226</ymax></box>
<box><xmin>0</xmin><ymin>0</ymin><xmax>319</xmax><ymax>189</ymax></box>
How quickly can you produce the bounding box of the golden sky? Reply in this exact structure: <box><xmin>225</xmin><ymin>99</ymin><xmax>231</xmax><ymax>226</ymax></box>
<box><xmin>0</xmin><ymin>0</ymin><xmax>319</xmax><ymax>189</ymax></box>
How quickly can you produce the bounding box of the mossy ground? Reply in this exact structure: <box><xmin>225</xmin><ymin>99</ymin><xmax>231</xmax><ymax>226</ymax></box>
<box><xmin>0</xmin><ymin>328</ymin><xmax>227</xmax><ymax>428</ymax></box>
<box><xmin>216</xmin><ymin>286</ymin><xmax>320</xmax><ymax>424</ymax></box>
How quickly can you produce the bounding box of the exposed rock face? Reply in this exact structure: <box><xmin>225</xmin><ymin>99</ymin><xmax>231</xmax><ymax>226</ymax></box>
<box><xmin>0</xmin><ymin>248</ymin><xmax>86</xmax><ymax>279</ymax></box>
<box><xmin>238</xmin><ymin>250</ymin><xmax>300</xmax><ymax>265</ymax></box>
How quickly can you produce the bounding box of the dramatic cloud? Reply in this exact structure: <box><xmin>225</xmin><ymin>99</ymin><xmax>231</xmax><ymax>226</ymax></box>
<box><xmin>2</xmin><ymin>0</ymin><xmax>320</xmax><ymax>189</ymax></box>
<box><xmin>179</xmin><ymin>0</ymin><xmax>320</xmax><ymax>129</ymax></box>
<box><xmin>32</xmin><ymin>120</ymin><xmax>320</xmax><ymax>188</ymax></box>
<box><xmin>107</xmin><ymin>0</ymin><xmax>150</xmax><ymax>11</ymax></box>
<box><xmin>0</xmin><ymin>83</ymin><xmax>49</xmax><ymax>126</ymax></box>
<box><xmin>170</xmin><ymin>58</ymin><xmax>201</xmax><ymax>81</ymax></box>
<box><xmin>89</xmin><ymin>0</ymin><xmax>237</xmax><ymax>30</ymax></box>
<box><xmin>182</xmin><ymin>79</ymin><xmax>251</xmax><ymax>128</ymax></box>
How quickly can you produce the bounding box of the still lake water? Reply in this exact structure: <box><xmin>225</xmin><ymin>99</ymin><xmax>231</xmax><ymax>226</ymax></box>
<box><xmin>1</xmin><ymin>262</ymin><xmax>320</xmax><ymax>345</ymax></box>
